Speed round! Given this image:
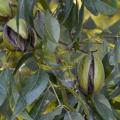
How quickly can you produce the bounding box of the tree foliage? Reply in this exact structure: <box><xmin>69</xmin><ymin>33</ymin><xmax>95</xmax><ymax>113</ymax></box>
<box><xmin>0</xmin><ymin>0</ymin><xmax>120</xmax><ymax>120</ymax></box>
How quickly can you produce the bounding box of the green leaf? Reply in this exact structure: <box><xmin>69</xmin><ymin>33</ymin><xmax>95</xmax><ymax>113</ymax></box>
<box><xmin>84</xmin><ymin>0</ymin><xmax>98</xmax><ymax>15</ymax></box>
<box><xmin>39</xmin><ymin>0</ymin><xmax>50</xmax><ymax>11</ymax></box>
<box><xmin>20</xmin><ymin>111</ymin><xmax>34</xmax><ymax>120</ymax></box>
<box><xmin>64</xmin><ymin>112</ymin><xmax>84</xmax><ymax>120</ymax></box>
<box><xmin>45</xmin><ymin>12</ymin><xmax>60</xmax><ymax>52</ymax></box>
<box><xmin>45</xmin><ymin>12</ymin><xmax>60</xmax><ymax>42</ymax></box>
<box><xmin>114</xmin><ymin>38</ymin><xmax>120</xmax><ymax>64</ymax></box>
<box><xmin>9</xmin><ymin>77</ymin><xmax>20</xmax><ymax>111</ymax></box>
<box><xmin>62</xmin><ymin>0</ymin><xmax>73</xmax><ymax>23</ymax></box>
<box><xmin>101</xmin><ymin>0</ymin><xmax>117</xmax><ymax>8</ymax></box>
<box><xmin>85</xmin><ymin>0</ymin><xmax>116</xmax><ymax>16</ymax></box>
<box><xmin>66</xmin><ymin>88</ymin><xmax>89</xmax><ymax>118</ymax></box>
<box><xmin>39</xmin><ymin>106</ymin><xmax>63</xmax><ymax>120</ymax></box>
<box><xmin>0</xmin><ymin>99</ymin><xmax>12</xmax><ymax>119</ymax></box>
<box><xmin>63</xmin><ymin>3</ymin><xmax>77</xmax><ymax>30</ymax></box>
<box><xmin>34</xmin><ymin>12</ymin><xmax>45</xmax><ymax>39</ymax></box>
<box><xmin>11</xmin><ymin>71</ymin><xmax>49</xmax><ymax>119</ymax></box>
<box><xmin>102</xmin><ymin>53</ymin><xmax>114</xmax><ymax>79</ymax></box>
<box><xmin>95</xmin><ymin>0</ymin><xmax>116</xmax><ymax>15</ymax></box>
<box><xmin>13</xmin><ymin>52</ymin><xmax>33</xmax><ymax>75</ymax></box>
<box><xmin>25</xmin><ymin>71</ymin><xmax>49</xmax><ymax>104</ymax></box>
<box><xmin>59</xmin><ymin>70</ymin><xmax>76</xmax><ymax>88</ymax></box>
<box><xmin>46</xmin><ymin>41</ymin><xmax>57</xmax><ymax>53</ymax></box>
<box><xmin>83</xmin><ymin>17</ymin><xmax>97</xmax><ymax>29</ymax></box>
<box><xmin>11</xmin><ymin>96</ymin><xmax>26</xmax><ymax>120</ymax></box>
<box><xmin>112</xmin><ymin>108</ymin><xmax>120</xmax><ymax>120</ymax></box>
<box><xmin>26</xmin><ymin>0</ymin><xmax>37</xmax><ymax>26</ymax></box>
<box><xmin>0</xmin><ymin>83</ymin><xmax>7</xmax><ymax>106</ymax></box>
<box><xmin>0</xmin><ymin>70</ymin><xmax>12</xmax><ymax>106</ymax></box>
<box><xmin>110</xmin><ymin>86</ymin><xmax>120</xmax><ymax>98</ymax></box>
<box><xmin>25</xmin><ymin>57</ymin><xmax>39</xmax><ymax>71</ymax></box>
<box><xmin>103</xmin><ymin>20</ymin><xmax>120</xmax><ymax>35</ymax></box>
<box><xmin>75</xmin><ymin>0</ymin><xmax>84</xmax><ymax>36</ymax></box>
<box><xmin>17</xmin><ymin>0</ymin><xmax>36</xmax><ymax>26</ymax></box>
<box><xmin>94</xmin><ymin>113</ymin><xmax>102</xmax><ymax>120</ymax></box>
<box><xmin>30</xmin><ymin>90</ymin><xmax>49</xmax><ymax>120</ymax></box>
<box><xmin>16</xmin><ymin>0</ymin><xmax>20</xmax><ymax>34</ymax></box>
<box><xmin>0</xmin><ymin>0</ymin><xmax>11</xmax><ymax>17</ymax></box>
<box><xmin>94</xmin><ymin>94</ymin><xmax>115</xmax><ymax>120</ymax></box>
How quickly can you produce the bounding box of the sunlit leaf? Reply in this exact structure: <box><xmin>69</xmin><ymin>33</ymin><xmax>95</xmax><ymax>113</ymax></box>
<box><xmin>43</xmin><ymin>100</ymin><xmax>57</xmax><ymax>114</ymax></box>
<box><xmin>39</xmin><ymin>106</ymin><xmax>63</xmax><ymax>120</ymax></box>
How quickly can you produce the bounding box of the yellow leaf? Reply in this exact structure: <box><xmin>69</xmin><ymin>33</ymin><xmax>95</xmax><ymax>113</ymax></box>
<box><xmin>43</xmin><ymin>100</ymin><xmax>58</xmax><ymax>114</ymax></box>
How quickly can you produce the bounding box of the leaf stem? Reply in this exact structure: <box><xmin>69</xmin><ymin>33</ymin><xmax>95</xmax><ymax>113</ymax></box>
<box><xmin>66</xmin><ymin>87</ymin><xmax>89</xmax><ymax>118</ymax></box>
<box><xmin>49</xmin><ymin>80</ymin><xmax>61</xmax><ymax>105</ymax></box>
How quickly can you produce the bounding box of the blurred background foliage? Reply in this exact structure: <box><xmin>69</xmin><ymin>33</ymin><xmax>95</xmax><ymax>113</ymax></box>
<box><xmin>0</xmin><ymin>0</ymin><xmax>120</xmax><ymax>120</ymax></box>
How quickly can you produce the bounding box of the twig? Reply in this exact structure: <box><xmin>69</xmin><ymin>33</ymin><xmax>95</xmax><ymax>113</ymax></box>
<box><xmin>49</xmin><ymin>80</ymin><xmax>62</xmax><ymax>105</ymax></box>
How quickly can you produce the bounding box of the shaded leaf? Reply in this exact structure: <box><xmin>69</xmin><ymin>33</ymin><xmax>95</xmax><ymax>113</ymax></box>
<box><xmin>9</xmin><ymin>77</ymin><xmax>20</xmax><ymax>111</ymax></box>
<box><xmin>83</xmin><ymin>17</ymin><xmax>97</xmax><ymax>29</ymax></box>
<box><xmin>39</xmin><ymin>0</ymin><xmax>50</xmax><ymax>11</ymax></box>
<box><xmin>112</xmin><ymin>108</ymin><xmax>120</xmax><ymax>120</ymax></box>
<box><xmin>114</xmin><ymin>38</ymin><xmax>120</xmax><ymax>64</ymax></box>
<box><xmin>84</xmin><ymin>0</ymin><xmax>98</xmax><ymax>15</ymax></box>
<box><xmin>94</xmin><ymin>94</ymin><xmax>115</xmax><ymax>120</ymax></box>
<box><xmin>64</xmin><ymin>112</ymin><xmax>84</xmax><ymax>120</ymax></box>
<box><xmin>95</xmin><ymin>0</ymin><xmax>116</xmax><ymax>15</ymax></box>
<box><xmin>103</xmin><ymin>20</ymin><xmax>120</xmax><ymax>35</ymax></box>
<box><xmin>29</xmin><ymin>90</ymin><xmax>49</xmax><ymax>120</ymax></box>
<box><xmin>0</xmin><ymin>83</ymin><xmax>7</xmax><ymax>106</ymax></box>
<box><xmin>13</xmin><ymin>52</ymin><xmax>33</xmax><ymax>75</ymax></box>
<box><xmin>25</xmin><ymin>71</ymin><xmax>49</xmax><ymax>104</ymax></box>
<box><xmin>17</xmin><ymin>0</ymin><xmax>36</xmax><ymax>26</ymax></box>
<box><xmin>0</xmin><ymin>99</ymin><xmax>12</xmax><ymax>119</ymax></box>
<box><xmin>45</xmin><ymin>12</ymin><xmax>60</xmax><ymax>43</ymax></box>
<box><xmin>62</xmin><ymin>0</ymin><xmax>73</xmax><ymax>23</ymax></box>
<box><xmin>102</xmin><ymin>53</ymin><xmax>114</xmax><ymax>79</ymax></box>
<box><xmin>11</xmin><ymin>96</ymin><xmax>27</xmax><ymax>120</ymax></box>
<box><xmin>20</xmin><ymin>111</ymin><xmax>34</xmax><ymax>120</ymax></box>
<box><xmin>11</xmin><ymin>71</ymin><xmax>49</xmax><ymax>119</ymax></box>
<box><xmin>0</xmin><ymin>70</ymin><xmax>12</xmax><ymax>106</ymax></box>
<box><xmin>45</xmin><ymin>12</ymin><xmax>60</xmax><ymax>52</ymax></box>
<box><xmin>110</xmin><ymin>86</ymin><xmax>120</xmax><ymax>98</ymax></box>
<box><xmin>34</xmin><ymin>12</ymin><xmax>45</xmax><ymax>39</ymax></box>
<box><xmin>59</xmin><ymin>71</ymin><xmax>76</xmax><ymax>88</ymax></box>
